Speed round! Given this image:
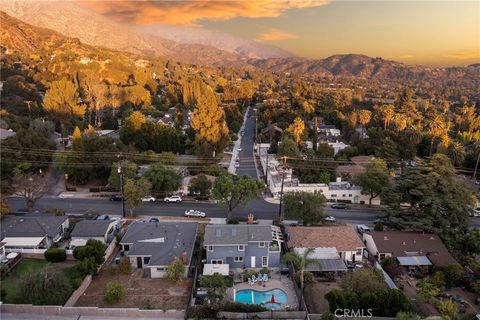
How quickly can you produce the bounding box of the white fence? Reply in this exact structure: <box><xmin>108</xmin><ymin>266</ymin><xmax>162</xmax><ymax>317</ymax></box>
<box><xmin>5</xmin><ymin>248</ymin><xmax>74</xmax><ymax>255</ymax></box>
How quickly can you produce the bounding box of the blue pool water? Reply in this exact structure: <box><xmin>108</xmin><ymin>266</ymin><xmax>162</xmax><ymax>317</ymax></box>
<box><xmin>235</xmin><ymin>289</ymin><xmax>288</xmax><ymax>309</ymax></box>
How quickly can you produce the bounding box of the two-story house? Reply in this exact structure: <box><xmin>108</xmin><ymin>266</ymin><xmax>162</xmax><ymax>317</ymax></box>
<box><xmin>203</xmin><ymin>225</ymin><xmax>283</xmax><ymax>275</ymax></box>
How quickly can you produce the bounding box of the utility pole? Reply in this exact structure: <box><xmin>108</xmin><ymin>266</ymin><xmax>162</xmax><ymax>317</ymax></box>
<box><xmin>277</xmin><ymin>156</ymin><xmax>287</xmax><ymax>221</ymax></box>
<box><xmin>118</xmin><ymin>162</ymin><xmax>126</xmax><ymax>218</ymax></box>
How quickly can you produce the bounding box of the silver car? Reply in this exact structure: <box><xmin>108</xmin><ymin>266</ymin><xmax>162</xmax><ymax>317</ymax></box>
<box><xmin>184</xmin><ymin>209</ymin><xmax>206</xmax><ymax>218</ymax></box>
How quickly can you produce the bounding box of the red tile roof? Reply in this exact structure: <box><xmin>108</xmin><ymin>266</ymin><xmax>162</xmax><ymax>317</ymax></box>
<box><xmin>287</xmin><ymin>225</ymin><xmax>364</xmax><ymax>252</ymax></box>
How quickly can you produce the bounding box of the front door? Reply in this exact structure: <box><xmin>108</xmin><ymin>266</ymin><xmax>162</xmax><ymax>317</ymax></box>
<box><xmin>250</xmin><ymin>256</ymin><xmax>256</xmax><ymax>268</ymax></box>
<box><xmin>137</xmin><ymin>257</ymin><xmax>143</xmax><ymax>268</ymax></box>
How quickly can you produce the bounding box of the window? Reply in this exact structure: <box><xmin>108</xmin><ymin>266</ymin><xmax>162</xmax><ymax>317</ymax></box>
<box><xmin>356</xmin><ymin>249</ymin><xmax>362</xmax><ymax>255</ymax></box>
<box><xmin>342</xmin><ymin>194</ymin><xmax>346</xmax><ymax>197</ymax></box>
<box><xmin>207</xmin><ymin>245</ymin><xmax>213</xmax><ymax>252</ymax></box>
<box><xmin>234</xmin><ymin>256</ymin><xmax>244</xmax><ymax>262</ymax></box>
<box><xmin>157</xmin><ymin>267</ymin><xmax>166</xmax><ymax>272</ymax></box>
<box><xmin>211</xmin><ymin>259</ymin><xmax>223</xmax><ymax>264</ymax></box>
<box><xmin>348</xmin><ymin>194</ymin><xmax>352</xmax><ymax>197</ymax></box>
<box><xmin>331</xmin><ymin>194</ymin><xmax>337</xmax><ymax>198</ymax></box>
<box><xmin>144</xmin><ymin>257</ymin><xmax>150</xmax><ymax>264</ymax></box>
<box><xmin>262</xmin><ymin>256</ymin><xmax>268</xmax><ymax>267</ymax></box>
<box><xmin>238</xmin><ymin>245</ymin><xmax>245</xmax><ymax>251</ymax></box>
<box><xmin>259</xmin><ymin>242</ymin><xmax>265</xmax><ymax>248</ymax></box>
<box><xmin>123</xmin><ymin>244</ymin><xmax>130</xmax><ymax>251</ymax></box>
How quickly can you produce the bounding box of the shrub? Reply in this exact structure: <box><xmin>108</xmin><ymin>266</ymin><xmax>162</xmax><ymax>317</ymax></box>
<box><xmin>220</xmin><ymin>301</ymin><xmax>266</xmax><ymax>312</ymax></box>
<box><xmin>71</xmin><ymin>277</ymin><xmax>83</xmax><ymax>289</ymax></box>
<box><xmin>260</xmin><ymin>267</ymin><xmax>270</xmax><ymax>275</ymax></box>
<box><xmin>142</xmin><ymin>298</ymin><xmax>153</xmax><ymax>310</ymax></box>
<box><xmin>118</xmin><ymin>257</ymin><xmax>132</xmax><ymax>275</ymax></box>
<box><xmin>166</xmin><ymin>256</ymin><xmax>185</xmax><ymax>283</ymax></box>
<box><xmin>227</xmin><ymin>217</ymin><xmax>240</xmax><ymax>224</ymax></box>
<box><xmin>76</xmin><ymin>257</ymin><xmax>98</xmax><ymax>276</ymax></box>
<box><xmin>374</xmin><ymin>222</ymin><xmax>384</xmax><ymax>231</ymax></box>
<box><xmin>443</xmin><ymin>263</ymin><xmax>463</xmax><ymax>288</ymax></box>
<box><xmin>186</xmin><ymin>305</ymin><xmax>218</xmax><ymax>319</ymax></box>
<box><xmin>105</xmin><ymin>281</ymin><xmax>125</xmax><ymax>304</ymax></box>
<box><xmin>44</xmin><ymin>248</ymin><xmax>67</xmax><ymax>262</ymax></box>
<box><xmin>73</xmin><ymin>239</ymin><xmax>106</xmax><ymax>264</ymax></box>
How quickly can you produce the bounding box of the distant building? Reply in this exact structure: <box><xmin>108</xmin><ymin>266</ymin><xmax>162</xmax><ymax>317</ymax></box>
<box><xmin>0</xmin><ymin>128</ymin><xmax>16</xmax><ymax>140</ymax></box>
<box><xmin>328</xmin><ymin>141</ymin><xmax>350</xmax><ymax>155</ymax></box>
<box><xmin>257</xmin><ymin>144</ymin><xmax>379</xmax><ymax>204</ymax></box>
<box><xmin>317</xmin><ymin>124</ymin><xmax>341</xmax><ymax>137</ymax></box>
<box><xmin>335</xmin><ymin>155</ymin><xmax>374</xmax><ymax>180</ymax></box>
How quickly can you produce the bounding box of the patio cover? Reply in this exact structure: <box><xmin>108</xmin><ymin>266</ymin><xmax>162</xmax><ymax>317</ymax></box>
<box><xmin>203</xmin><ymin>263</ymin><xmax>229</xmax><ymax>276</ymax></box>
<box><xmin>397</xmin><ymin>256</ymin><xmax>432</xmax><ymax>266</ymax></box>
<box><xmin>305</xmin><ymin>258</ymin><xmax>348</xmax><ymax>272</ymax></box>
<box><xmin>69</xmin><ymin>238</ymin><xmax>88</xmax><ymax>248</ymax></box>
<box><xmin>2</xmin><ymin>237</ymin><xmax>44</xmax><ymax>248</ymax></box>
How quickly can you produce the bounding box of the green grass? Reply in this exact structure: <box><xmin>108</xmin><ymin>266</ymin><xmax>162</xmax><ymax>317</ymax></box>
<box><xmin>1</xmin><ymin>258</ymin><xmax>77</xmax><ymax>304</ymax></box>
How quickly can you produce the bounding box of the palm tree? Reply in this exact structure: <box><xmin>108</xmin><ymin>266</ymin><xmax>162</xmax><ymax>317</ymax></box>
<box><xmin>392</xmin><ymin>114</ymin><xmax>408</xmax><ymax>132</ymax></box>
<box><xmin>381</xmin><ymin>104</ymin><xmax>395</xmax><ymax>130</ymax></box>
<box><xmin>284</xmin><ymin>248</ymin><xmax>319</xmax><ymax>310</ymax></box>
<box><xmin>425</xmin><ymin>114</ymin><xmax>447</xmax><ymax>155</ymax></box>
<box><xmin>448</xmin><ymin>141</ymin><xmax>465</xmax><ymax>166</ymax></box>
<box><xmin>357</xmin><ymin>109</ymin><xmax>372</xmax><ymax>127</ymax></box>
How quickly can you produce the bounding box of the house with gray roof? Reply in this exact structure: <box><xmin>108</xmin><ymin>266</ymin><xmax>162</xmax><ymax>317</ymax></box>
<box><xmin>203</xmin><ymin>225</ymin><xmax>283</xmax><ymax>275</ymax></box>
<box><xmin>0</xmin><ymin>215</ymin><xmax>69</xmax><ymax>249</ymax></box>
<box><xmin>119</xmin><ymin>221</ymin><xmax>197</xmax><ymax>278</ymax></box>
<box><xmin>70</xmin><ymin>219</ymin><xmax>118</xmax><ymax>247</ymax></box>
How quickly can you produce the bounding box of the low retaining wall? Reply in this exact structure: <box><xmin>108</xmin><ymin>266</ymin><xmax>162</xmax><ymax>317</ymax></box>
<box><xmin>1</xmin><ymin>304</ymin><xmax>185</xmax><ymax>319</ymax></box>
<box><xmin>218</xmin><ymin>311</ymin><xmax>307</xmax><ymax>319</ymax></box>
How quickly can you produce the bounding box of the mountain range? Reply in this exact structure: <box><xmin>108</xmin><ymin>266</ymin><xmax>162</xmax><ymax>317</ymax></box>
<box><xmin>0</xmin><ymin>0</ymin><xmax>478</xmax><ymax>82</ymax></box>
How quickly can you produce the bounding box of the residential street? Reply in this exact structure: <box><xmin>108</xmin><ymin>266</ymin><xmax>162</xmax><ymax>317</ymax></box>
<box><xmin>235</xmin><ymin>107</ymin><xmax>258</xmax><ymax>179</ymax></box>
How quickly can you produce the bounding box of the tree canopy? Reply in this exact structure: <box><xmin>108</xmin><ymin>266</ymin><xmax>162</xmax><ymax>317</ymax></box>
<box><xmin>283</xmin><ymin>191</ymin><xmax>325</xmax><ymax>224</ymax></box>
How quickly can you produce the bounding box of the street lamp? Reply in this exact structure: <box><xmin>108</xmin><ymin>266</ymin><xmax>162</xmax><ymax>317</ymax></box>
<box><xmin>118</xmin><ymin>164</ymin><xmax>126</xmax><ymax>218</ymax></box>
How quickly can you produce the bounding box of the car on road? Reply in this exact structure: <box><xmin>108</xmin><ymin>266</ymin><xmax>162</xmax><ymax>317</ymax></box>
<box><xmin>240</xmin><ymin>130</ymin><xmax>245</xmax><ymax>135</ymax></box>
<box><xmin>185</xmin><ymin>209</ymin><xmax>206</xmax><ymax>218</ymax></box>
<box><xmin>164</xmin><ymin>195</ymin><xmax>182</xmax><ymax>203</ymax></box>
<box><xmin>356</xmin><ymin>224</ymin><xmax>371</xmax><ymax>234</ymax></box>
<box><xmin>324</xmin><ymin>216</ymin><xmax>336</xmax><ymax>222</ymax></box>
<box><xmin>141</xmin><ymin>196</ymin><xmax>156</xmax><ymax>202</ymax></box>
<box><xmin>238</xmin><ymin>147</ymin><xmax>242</xmax><ymax>152</ymax></box>
<box><xmin>452</xmin><ymin>294</ymin><xmax>465</xmax><ymax>304</ymax></box>
<box><xmin>109</xmin><ymin>195</ymin><xmax>122</xmax><ymax>202</ymax></box>
<box><xmin>331</xmin><ymin>203</ymin><xmax>349</xmax><ymax>209</ymax></box>
<box><xmin>97</xmin><ymin>214</ymin><xmax>110</xmax><ymax>220</ymax></box>
<box><xmin>234</xmin><ymin>162</ymin><xmax>240</xmax><ymax>168</ymax></box>
<box><xmin>472</xmin><ymin>207</ymin><xmax>480</xmax><ymax>217</ymax></box>
<box><xmin>148</xmin><ymin>217</ymin><xmax>160</xmax><ymax>223</ymax></box>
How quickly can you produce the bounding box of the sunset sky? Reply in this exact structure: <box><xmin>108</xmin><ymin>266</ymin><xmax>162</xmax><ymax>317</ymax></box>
<box><xmin>79</xmin><ymin>0</ymin><xmax>480</xmax><ymax>66</ymax></box>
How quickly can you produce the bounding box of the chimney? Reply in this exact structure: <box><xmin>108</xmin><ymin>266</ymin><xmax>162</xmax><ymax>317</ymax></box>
<box><xmin>247</xmin><ymin>213</ymin><xmax>254</xmax><ymax>224</ymax></box>
<box><xmin>180</xmin><ymin>250</ymin><xmax>188</xmax><ymax>264</ymax></box>
<box><xmin>336</xmin><ymin>177</ymin><xmax>341</xmax><ymax>183</ymax></box>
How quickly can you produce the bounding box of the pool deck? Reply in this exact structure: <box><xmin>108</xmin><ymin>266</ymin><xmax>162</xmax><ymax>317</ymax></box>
<box><xmin>228</xmin><ymin>275</ymin><xmax>298</xmax><ymax>310</ymax></box>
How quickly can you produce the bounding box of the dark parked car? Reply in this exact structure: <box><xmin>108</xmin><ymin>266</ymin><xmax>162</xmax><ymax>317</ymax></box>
<box><xmin>331</xmin><ymin>203</ymin><xmax>349</xmax><ymax>209</ymax></box>
<box><xmin>149</xmin><ymin>217</ymin><xmax>160</xmax><ymax>223</ymax></box>
<box><xmin>109</xmin><ymin>195</ymin><xmax>123</xmax><ymax>201</ymax></box>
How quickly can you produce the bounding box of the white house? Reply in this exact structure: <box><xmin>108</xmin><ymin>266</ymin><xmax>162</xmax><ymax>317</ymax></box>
<box><xmin>257</xmin><ymin>144</ymin><xmax>379</xmax><ymax>205</ymax></box>
<box><xmin>328</xmin><ymin>141</ymin><xmax>350</xmax><ymax>155</ymax></box>
<box><xmin>70</xmin><ymin>219</ymin><xmax>118</xmax><ymax>247</ymax></box>
<box><xmin>317</xmin><ymin>125</ymin><xmax>341</xmax><ymax>137</ymax></box>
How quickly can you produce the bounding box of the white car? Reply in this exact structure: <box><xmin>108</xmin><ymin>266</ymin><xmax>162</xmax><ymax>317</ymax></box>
<box><xmin>325</xmin><ymin>216</ymin><xmax>336</xmax><ymax>222</ymax></box>
<box><xmin>164</xmin><ymin>195</ymin><xmax>182</xmax><ymax>203</ymax></box>
<box><xmin>185</xmin><ymin>209</ymin><xmax>206</xmax><ymax>218</ymax></box>
<box><xmin>234</xmin><ymin>162</ymin><xmax>240</xmax><ymax>168</ymax></box>
<box><xmin>472</xmin><ymin>208</ymin><xmax>480</xmax><ymax>217</ymax></box>
<box><xmin>141</xmin><ymin>196</ymin><xmax>156</xmax><ymax>202</ymax></box>
<box><xmin>238</xmin><ymin>148</ymin><xmax>242</xmax><ymax>152</ymax></box>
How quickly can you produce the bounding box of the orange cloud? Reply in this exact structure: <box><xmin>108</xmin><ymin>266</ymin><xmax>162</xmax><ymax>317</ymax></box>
<box><xmin>444</xmin><ymin>51</ymin><xmax>480</xmax><ymax>60</ymax></box>
<box><xmin>77</xmin><ymin>0</ymin><xmax>329</xmax><ymax>26</ymax></box>
<box><xmin>256</xmin><ymin>29</ymin><xmax>297</xmax><ymax>42</ymax></box>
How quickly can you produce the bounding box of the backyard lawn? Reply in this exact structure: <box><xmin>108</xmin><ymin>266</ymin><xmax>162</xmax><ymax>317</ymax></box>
<box><xmin>1</xmin><ymin>258</ymin><xmax>76</xmax><ymax>303</ymax></box>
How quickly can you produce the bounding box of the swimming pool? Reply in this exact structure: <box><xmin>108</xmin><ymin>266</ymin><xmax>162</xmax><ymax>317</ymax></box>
<box><xmin>235</xmin><ymin>289</ymin><xmax>288</xmax><ymax>309</ymax></box>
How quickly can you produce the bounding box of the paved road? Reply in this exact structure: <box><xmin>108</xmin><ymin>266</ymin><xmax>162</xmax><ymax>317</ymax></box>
<box><xmin>7</xmin><ymin>196</ymin><xmax>381</xmax><ymax>225</ymax></box>
<box><xmin>236</xmin><ymin>107</ymin><xmax>258</xmax><ymax>179</ymax></box>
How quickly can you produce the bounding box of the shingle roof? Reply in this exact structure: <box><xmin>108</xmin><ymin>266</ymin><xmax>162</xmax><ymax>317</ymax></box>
<box><xmin>368</xmin><ymin>231</ymin><xmax>456</xmax><ymax>267</ymax></box>
<box><xmin>120</xmin><ymin>221</ymin><xmax>197</xmax><ymax>267</ymax></box>
<box><xmin>287</xmin><ymin>225</ymin><xmax>364</xmax><ymax>252</ymax></box>
<box><xmin>1</xmin><ymin>215</ymin><xmax>67</xmax><ymax>239</ymax></box>
<box><xmin>71</xmin><ymin>220</ymin><xmax>113</xmax><ymax>237</ymax></box>
<box><xmin>204</xmin><ymin>225</ymin><xmax>273</xmax><ymax>246</ymax></box>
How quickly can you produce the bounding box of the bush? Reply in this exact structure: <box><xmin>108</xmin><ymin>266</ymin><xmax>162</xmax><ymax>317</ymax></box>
<box><xmin>260</xmin><ymin>267</ymin><xmax>270</xmax><ymax>275</ymax></box>
<box><xmin>44</xmin><ymin>248</ymin><xmax>67</xmax><ymax>262</ymax></box>
<box><xmin>142</xmin><ymin>298</ymin><xmax>153</xmax><ymax>310</ymax></box>
<box><xmin>227</xmin><ymin>217</ymin><xmax>240</xmax><ymax>224</ymax></box>
<box><xmin>73</xmin><ymin>239</ymin><xmax>106</xmax><ymax>264</ymax></box>
<box><xmin>76</xmin><ymin>257</ymin><xmax>98</xmax><ymax>276</ymax></box>
<box><xmin>374</xmin><ymin>222</ymin><xmax>384</xmax><ymax>231</ymax></box>
<box><xmin>221</xmin><ymin>301</ymin><xmax>267</xmax><ymax>312</ymax></box>
<box><xmin>118</xmin><ymin>257</ymin><xmax>132</xmax><ymax>275</ymax></box>
<box><xmin>443</xmin><ymin>263</ymin><xmax>463</xmax><ymax>288</ymax></box>
<box><xmin>166</xmin><ymin>256</ymin><xmax>185</xmax><ymax>283</ymax></box>
<box><xmin>105</xmin><ymin>281</ymin><xmax>125</xmax><ymax>304</ymax></box>
<box><xmin>71</xmin><ymin>277</ymin><xmax>83</xmax><ymax>289</ymax></box>
<box><xmin>186</xmin><ymin>305</ymin><xmax>218</xmax><ymax>319</ymax></box>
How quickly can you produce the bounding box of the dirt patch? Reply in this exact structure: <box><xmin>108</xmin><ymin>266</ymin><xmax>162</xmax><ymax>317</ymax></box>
<box><xmin>304</xmin><ymin>281</ymin><xmax>341</xmax><ymax>314</ymax></box>
<box><xmin>75</xmin><ymin>269</ymin><xmax>191</xmax><ymax>310</ymax></box>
